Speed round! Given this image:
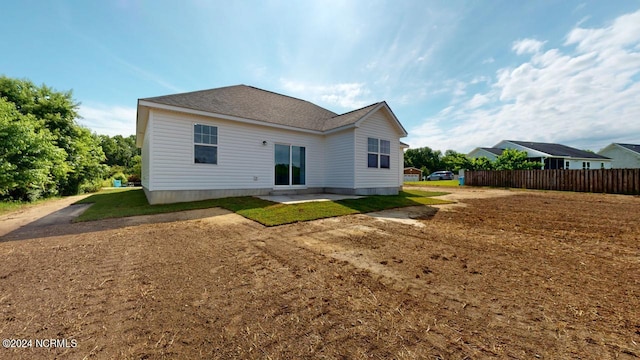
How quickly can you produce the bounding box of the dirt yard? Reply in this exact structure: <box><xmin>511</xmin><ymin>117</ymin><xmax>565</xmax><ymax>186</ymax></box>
<box><xmin>0</xmin><ymin>188</ymin><xmax>638</xmax><ymax>359</ymax></box>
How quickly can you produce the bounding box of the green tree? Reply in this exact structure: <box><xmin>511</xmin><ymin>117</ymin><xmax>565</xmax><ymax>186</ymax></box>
<box><xmin>99</xmin><ymin>134</ymin><xmax>138</xmax><ymax>168</ymax></box>
<box><xmin>468</xmin><ymin>157</ymin><xmax>494</xmax><ymax>170</ymax></box>
<box><xmin>129</xmin><ymin>155</ymin><xmax>142</xmax><ymax>181</ymax></box>
<box><xmin>441</xmin><ymin>150</ymin><xmax>472</xmax><ymax>172</ymax></box>
<box><xmin>404</xmin><ymin>147</ymin><xmax>443</xmax><ymax>174</ymax></box>
<box><xmin>0</xmin><ymin>76</ymin><xmax>107</xmax><ymax>198</ymax></box>
<box><xmin>494</xmin><ymin>149</ymin><xmax>543</xmax><ymax>170</ymax></box>
<box><xmin>62</xmin><ymin>127</ymin><xmax>108</xmax><ymax>195</ymax></box>
<box><xmin>0</xmin><ymin>98</ymin><xmax>67</xmax><ymax>200</ymax></box>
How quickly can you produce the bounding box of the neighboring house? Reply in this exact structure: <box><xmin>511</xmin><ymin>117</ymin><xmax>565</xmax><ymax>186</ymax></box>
<box><xmin>598</xmin><ymin>143</ymin><xmax>640</xmax><ymax>168</ymax></box>
<box><xmin>468</xmin><ymin>140</ymin><xmax>612</xmax><ymax>169</ymax></box>
<box><xmin>467</xmin><ymin>147</ymin><xmax>504</xmax><ymax>161</ymax></box>
<box><xmin>403</xmin><ymin>167</ymin><xmax>423</xmax><ymax>182</ymax></box>
<box><xmin>136</xmin><ymin>85</ymin><xmax>408</xmax><ymax>204</ymax></box>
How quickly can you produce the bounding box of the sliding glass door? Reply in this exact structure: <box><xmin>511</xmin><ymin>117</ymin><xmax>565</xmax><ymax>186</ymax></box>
<box><xmin>275</xmin><ymin>144</ymin><xmax>305</xmax><ymax>186</ymax></box>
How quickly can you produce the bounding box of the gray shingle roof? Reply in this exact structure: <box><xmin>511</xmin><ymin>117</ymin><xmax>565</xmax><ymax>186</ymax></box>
<box><xmin>481</xmin><ymin>147</ymin><xmax>504</xmax><ymax>156</ymax></box>
<box><xmin>507</xmin><ymin>140</ymin><xmax>609</xmax><ymax>159</ymax></box>
<box><xmin>618</xmin><ymin>143</ymin><xmax>640</xmax><ymax>154</ymax></box>
<box><xmin>322</xmin><ymin>102</ymin><xmax>381</xmax><ymax>131</ymax></box>
<box><xmin>141</xmin><ymin>85</ymin><xmax>385</xmax><ymax>132</ymax></box>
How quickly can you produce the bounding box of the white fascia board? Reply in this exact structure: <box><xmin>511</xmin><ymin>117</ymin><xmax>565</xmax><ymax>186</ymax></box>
<box><xmin>135</xmin><ymin>100</ymin><xmax>149</xmax><ymax>148</ymax></box>
<box><xmin>138</xmin><ymin>100</ymin><xmax>324</xmax><ymax>135</ymax></box>
<box><xmin>567</xmin><ymin>157</ymin><xmax>611</xmax><ymax>161</ymax></box>
<box><xmin>617</xmin><ymin>144</ymin><xmax>640</xmax><ymax>157</ymax></box>
<box><xmin>499</xmin><ymin>141</ymin><xmax>552</xmax><ymax>158</ymax></box>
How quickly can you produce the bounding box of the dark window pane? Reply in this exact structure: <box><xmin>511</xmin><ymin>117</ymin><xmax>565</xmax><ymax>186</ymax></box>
<box><xmin>380</xmin><ymin>140</ymin><xmax>390</xmax><ymax>154</ymax></box>
<box><xmin>368</xmin><ymin>153</ymin><xmax>378</xmax><ymax>168</ymax></box>
<box><xmin>368</xmin><ymin>137</ymin><xmax>378</xmax><ymax>152</ymax></box>
<box><xmin>292</xmin><ymin>146</ymin><xmax>305</xmax><ymax>185</ymax></box>
<box><xmin>194</xmin><ymin>124</ymin><xmax>218</xmax><ymax>145</ymax></box>
<box><xmin>275</xmin><ymin>144</ymin><xmax>290</xmax><ymax>185</ymax></box>
<box><xmin>194</xmin><ymin>145</ymin><xmax>217</xmax><ymax>164</ymax></box>
<box><xmin>380</xmin><ymin>155</ymin><xmax>390</xmax><ymax>168</ymax></box>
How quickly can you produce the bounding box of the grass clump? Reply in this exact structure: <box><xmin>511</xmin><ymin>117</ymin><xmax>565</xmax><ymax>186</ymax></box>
<box><xmin>404</xmin><ymin>179</ymin><xmax>460</xmax><ymax>187</ymax></box>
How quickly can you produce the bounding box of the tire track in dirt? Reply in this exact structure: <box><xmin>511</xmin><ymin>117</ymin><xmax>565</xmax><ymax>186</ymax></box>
<box><xmin>250</xmin><ymin>217</ymin><xmax>504</xmax><ymax>358</ymax></box>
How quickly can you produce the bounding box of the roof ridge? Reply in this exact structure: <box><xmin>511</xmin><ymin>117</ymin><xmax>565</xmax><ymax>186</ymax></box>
<box><xmin>244</xmin><ymin>85</ymin><xmax>337</xmax><ymax>116</ymax></box>
<box><xmin>331</xmin><ymin>102</ymin><xmax>381</xmax><ymax>119</ymax></box>
<box><xmin>143</xmin><ymin>84</ymin><xmax>243</xmax><ymax>100</ymax></box>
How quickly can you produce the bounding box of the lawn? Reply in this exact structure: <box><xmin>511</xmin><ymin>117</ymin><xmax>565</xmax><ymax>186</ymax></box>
<box><xmin>404</xmin><ymin>179</ymin><xmax>460</xmax><ymax>187</ymax></box>
<box><xmin>75</xmin><ymin>188</ymin><xmax>451</xmax><ymax>226</ymax></box>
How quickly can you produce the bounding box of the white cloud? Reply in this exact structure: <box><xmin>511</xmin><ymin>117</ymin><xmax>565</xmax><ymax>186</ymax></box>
<box><xmin>78</xmin><ymin>103</ymin><xmax>137</xmax><ymax>137</ymax></box>
<box><xmin>482</xmin><ymin>57</ymin><xmax>495</xmax><ymax>64</ymax></box>
<box><xmin>467</xmin><ymin>94</ymin><xmax>490</xmax><ymax>109</ymax></box>
<box><xmin>279</xmin><ymin>79</ymin><xmax>372</xmax><ymax>110</ymax></box>
<box><xmin>408</xmin><ymin>9</ymin><xmax>640</xmax><ymax>153</ymax></box>
<box><xmin>512</xmin><ymin>38</ymin><xmax>546</xmax><ymax>55</ymax></box>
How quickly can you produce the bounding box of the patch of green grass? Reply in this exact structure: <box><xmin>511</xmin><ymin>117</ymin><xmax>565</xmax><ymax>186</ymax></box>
<box><xmin>238</xmin><ymin>201</ymin><xmax>359</xmax><ymax>226</ymax></box>
<box><xmin>74</xmin><ymin>188</ymin><xmax>273</xmax><ymax>222</ymax></box>
<box><xmin>75</xmin><ymin>188</ymin><xmax>453</xmax><ymax>226</ymax></box>
<box><xmin>405</xmin><ymin>179</ymin><xmax>460</xmax><ymax>187</ymax></box>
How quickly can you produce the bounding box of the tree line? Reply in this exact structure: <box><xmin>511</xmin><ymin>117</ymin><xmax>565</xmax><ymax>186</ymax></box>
<box><xmin>0</xmin><ymin>76</ymin><xmax>139</xmax><ymax>202</ymax></box>
<box><xmin>404</xmin><ymin>147</ymin><xmax>542</xmax><ymax>175</ymax></box>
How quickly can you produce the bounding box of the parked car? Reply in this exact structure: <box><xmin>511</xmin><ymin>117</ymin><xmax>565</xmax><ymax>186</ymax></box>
<box><xmin>426</xmin><ymin>171</ymin><xmax>454</xmax><ymax>181</ymax></box>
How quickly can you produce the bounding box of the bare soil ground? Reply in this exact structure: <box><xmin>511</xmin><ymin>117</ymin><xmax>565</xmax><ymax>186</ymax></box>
<box><xmin>0</xmin><ymin>189</ymin><xmax>638</xmax><ymax>359</ymax></box>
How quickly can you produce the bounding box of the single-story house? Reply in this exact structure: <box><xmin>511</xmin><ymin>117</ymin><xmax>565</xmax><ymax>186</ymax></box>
<box><xmin>136</xmin><ymin>85</ymin><xmax>408</xmax><ymax>204</ymax></box>
<box><xmin>468</xmin><ymin>140</ymin><xmax>612</xmax><ymax>169</ymax></box>
<box><xmin>467</xmin><ymin>147</ymin><xmax>504</xmax><ymax>161</ymax></box>
<box><xmin>598</xmin><ymin>143</ymin><xmax>640</xmax><ymax>168</ymax></box>
<box><xmin>403</xmin><ymin>167</ymin><xmax>423</xmax><ymax>182</ymax></box>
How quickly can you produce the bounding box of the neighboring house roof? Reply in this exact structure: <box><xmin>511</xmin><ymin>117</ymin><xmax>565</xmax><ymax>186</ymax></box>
<box><xmin>467</xmin><ymin>147</ymin><xmax>503</xmax><ymax>159</ymax></box>
<box><xmin>404</xmin><ymin>167</ymin><xmax>422</xmax><ymax>173</ymax></box>
<box><xmin>138</xmin><ymin>84</ymin><xmax>406</xmax><ymax>137</ymax></box>
<box><xmin>481</xmin><ymin>147</ymin><xmax>504</xmax><ymax>156</ymax></box>
<box><xmin>617</xmin><ymin>143</ymin><xmax>640</xmax><ymax>154</ymax></box>
<box><xmin>503</xmin><ymin>140</ymin><xmax>609</xmax><ymax>159</ymax></box>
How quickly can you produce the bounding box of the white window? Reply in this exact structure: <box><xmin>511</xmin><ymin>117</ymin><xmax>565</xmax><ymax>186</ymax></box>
<box><xmin>194</xmin><ymin>124</ymin><xmax>217</xmax><ymax>164</ymax></box>
<box><xmin>368</xmin><ymin>138</ymin><xmax>390</xmax><ymax>169</ymax></box>
<box><xmin>582</xmin><ymin>161</ymin><xmax>590</xmax><ymax>170</ymax></box>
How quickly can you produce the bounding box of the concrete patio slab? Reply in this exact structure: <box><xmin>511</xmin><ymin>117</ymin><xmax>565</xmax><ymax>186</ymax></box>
<box><xmin>257</xmin><ymin>193</ymin><xmax>363</xmax><ymax>204</ymax></box>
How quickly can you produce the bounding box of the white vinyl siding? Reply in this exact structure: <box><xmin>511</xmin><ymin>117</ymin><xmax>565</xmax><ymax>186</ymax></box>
<box><xmin>566</xmin><ymin>159</ymin><xmax>611</xmax><ymax>169</ymax></box>
<box><xmin>598</xmin><ymin>145</ymin><xmax>640</xmax><ymax>168</ymax></box>
<box><xmin>355</xmin><ymin>110</ymin><xmax>402</xmax><ymax>188</ymax></box>
<box><xmin>147</xmin><ymin>109</ymin><xmax>325</xmax><ymax>191</ymax></box>
<box><xmin>324</xmin><ymin>129</ymin><xmax>355</xmax><ymax>188</ymax></box>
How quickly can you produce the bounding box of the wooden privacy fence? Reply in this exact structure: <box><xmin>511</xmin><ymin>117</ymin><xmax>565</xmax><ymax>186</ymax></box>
<box><xmin>465</xmin><ymin>169</ymin><xmax>640</xmax><ymax>195</ymax></box>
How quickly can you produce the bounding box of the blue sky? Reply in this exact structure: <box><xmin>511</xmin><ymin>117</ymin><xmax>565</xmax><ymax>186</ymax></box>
<box><xmin>2</xmin><ymin>1</ymin><xmax>639</xmax><ymax>153</ymax></box>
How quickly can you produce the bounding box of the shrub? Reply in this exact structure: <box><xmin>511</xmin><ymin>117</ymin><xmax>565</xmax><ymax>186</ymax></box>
<box><xmin>112</xmin><ymin>172</ymin><xmax>127</xmax><ymax>182</ymax></box>
<box><xmin>80</xmin><ymin>179</ymin><xmax>103</xmax><ymax>193</ymax></box>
